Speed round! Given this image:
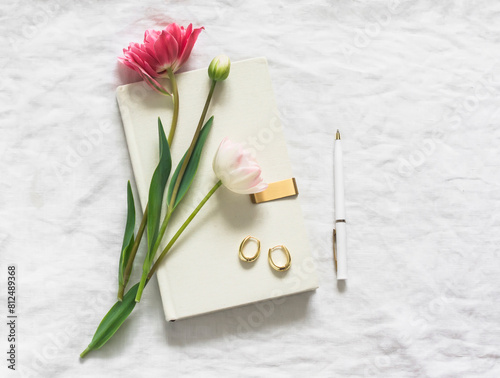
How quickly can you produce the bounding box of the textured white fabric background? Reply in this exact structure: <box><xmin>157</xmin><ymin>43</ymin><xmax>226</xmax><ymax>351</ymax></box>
<box><xmin>1</xmin><ymin>0</ymin><xmax>500</xmax><ymax>377</ymax></box>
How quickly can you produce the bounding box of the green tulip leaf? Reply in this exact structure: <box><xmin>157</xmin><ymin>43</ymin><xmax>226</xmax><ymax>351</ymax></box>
<box><xmin>135</xmin><ymin>118</ymin><xmax>172</xmax><ymax>302</ymax></box>
<box><xmin>80</xmin><ymin>283</ymin><xmax>139</xmax><ymax>357</ymax></box>
<box><xmin>118</xmin><ymin>181</ymin><xmax>136</xmax><ymax>291</ymax></box>
<box><xmin>146</xmin><ymin>118</ymin><xmax>172</xmax><ymax>260</ymax></box>
<box><xmin>167</xmin><ymin>116</ymin><xmax>214</xmax><ymax>211</ymax></box>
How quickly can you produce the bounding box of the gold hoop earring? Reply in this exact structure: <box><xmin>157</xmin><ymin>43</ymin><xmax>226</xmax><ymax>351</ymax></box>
<box><xmin>268</xmin><ymin>245</ymin><xmax>291</xmax><ymax>271</ymax></box>
<box><xmin>239</xmin><ymin>236</ymin><xmax>261</xmax><ymax>262</ymax></box>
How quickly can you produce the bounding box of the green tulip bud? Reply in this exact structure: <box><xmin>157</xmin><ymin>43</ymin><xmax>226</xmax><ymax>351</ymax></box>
<box><xmin>208</xmin><ymin>55</ymin><xmax>231</xmax><ymax>81</ymax></box>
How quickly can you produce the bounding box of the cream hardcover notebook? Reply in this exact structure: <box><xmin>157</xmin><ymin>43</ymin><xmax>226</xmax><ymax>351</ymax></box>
<box><xmin>116</xmin><ymin>57</ymin><xmax>318</xmax><ymax>321</ymax></box>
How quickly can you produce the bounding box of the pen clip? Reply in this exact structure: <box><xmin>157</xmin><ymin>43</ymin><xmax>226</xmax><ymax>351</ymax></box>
<box><xmin>332</xmin><ymin>228</ymin><xmax>337</xmax><ymax>272</ymax></box>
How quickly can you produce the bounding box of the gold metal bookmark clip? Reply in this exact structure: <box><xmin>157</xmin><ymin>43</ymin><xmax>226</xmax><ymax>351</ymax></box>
<box><xmin>250</xmin><ymin>178</ymin><xmax>298</xmax><ymax>204</ymax></box>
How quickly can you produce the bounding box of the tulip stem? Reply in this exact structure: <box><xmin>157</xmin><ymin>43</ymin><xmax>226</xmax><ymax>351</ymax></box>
<box><xmin>118</xmin><ymin>206</ymin><xmax>148</xmax><ymax>301</ymax></box>
<box><xmin>168</xmin><ymin>80</ymin><xmax>217</xmax><ymax>210</ymax></box>
<box><xmin>80</xmin><ymin>347</ymin><xmax>91</xmax><ymax>359</ymax></box>
<box><xmin>148</xmin><ymin>208</ymin><xmax>173</xmax><ymax>273</ymax></box>
<box><xmin>166</xmin><ymin>68</ymin><xmax>179</xmax><ymax>146</ymax></box>
<box><xmin>148</xmin><ymin>180</ymin><xmax>222</xmax><ymax>279</ymax></box>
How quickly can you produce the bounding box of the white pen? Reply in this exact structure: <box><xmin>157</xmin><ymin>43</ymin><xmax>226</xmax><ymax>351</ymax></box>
<box><xmin>334</xmin><ymin>129</ymin><xmax>347</xmax><ymax>280</ymax></box>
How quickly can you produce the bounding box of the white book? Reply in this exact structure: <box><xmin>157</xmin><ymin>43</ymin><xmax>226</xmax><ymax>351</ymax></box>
<box><xmin>116</xmin><ymin>57</ymin><xmax>318</xmax><ymax>321</ymax></box>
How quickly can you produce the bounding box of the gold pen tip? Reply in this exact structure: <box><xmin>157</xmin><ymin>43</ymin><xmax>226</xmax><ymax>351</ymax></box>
<box><xmin>336</xmin><ymin>129</ymin><xmax>341</xmax><ymax>140</ymax></box>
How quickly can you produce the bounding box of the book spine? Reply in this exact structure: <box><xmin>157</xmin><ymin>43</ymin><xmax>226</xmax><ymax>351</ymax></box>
<box><xmin>115</xmin><ymin>87</ymin><xmax>147</xmax><ymax>211</ymax></box>
<box><xmin>156</xmin><ymin>273</ymin><xmax>177</xmax><ymax>321</ymax></box>
<box><xmin>116</xmin><ymin>85</ymin><xmax>178</xmax><ymax>322</ymax></box>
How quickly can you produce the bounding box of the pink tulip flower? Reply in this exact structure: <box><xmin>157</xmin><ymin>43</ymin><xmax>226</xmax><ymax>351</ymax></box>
<box><xmin>213</xmin><ymin>138</ymin><xmax>268</xmax><ymax>194</ymax></box>
<box><xmin>119</xmin><ymin>23</ymin><xmax>203</xmax><ymax>95</ymax></box>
